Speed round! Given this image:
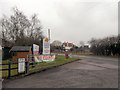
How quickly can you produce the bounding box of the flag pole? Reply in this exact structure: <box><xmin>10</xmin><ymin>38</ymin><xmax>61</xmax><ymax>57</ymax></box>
<box><xmin>48</xmin><ymin>29</ymin><xmax>51</xmax><ymax>55</ymax></box>
<box><xmin>48</xmin><ymin>29</ymin><xmax>50</xmax><ymax>41</ymax></box>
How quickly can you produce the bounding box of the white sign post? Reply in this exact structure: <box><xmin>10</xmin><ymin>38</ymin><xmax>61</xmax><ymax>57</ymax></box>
<box><xmin>43</xmin><ymin>38</ymin><xmax>50</xmax><ymax>55</ymax></box>
<box><xmin>18</xmin><ymin>58</ymin><xmax>25</xmax><ymax>73</ymax></box>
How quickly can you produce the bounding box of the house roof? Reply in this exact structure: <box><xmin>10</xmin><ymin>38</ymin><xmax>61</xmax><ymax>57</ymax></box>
<box><xmin>10</xmin><ymin>46</ymin><xmax>31</xmax><ymax>52</ymax></box>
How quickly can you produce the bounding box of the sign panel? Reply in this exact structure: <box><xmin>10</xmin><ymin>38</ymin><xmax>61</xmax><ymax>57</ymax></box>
<box><xmin>43</xmin><ymin>38</ymin><xmax>50</xmax><ymax>54</ymax></box>
<box><xmin>65</xmin><ymin>47</ymin><xmax>71</xmax><ymax>50</ymax></box>
<box><xmin>33</xmin><ymin>44</ymin><xmax>39</xmax><ymax>55</ymax></box>
<box><xmin>18</xmin><ymin>58</ymin><xmax>25</xmax><ymax>73</ymax></box>
<box><xmin>34</xmin><ymin>55</ymin><xmax>55</xmax><ymax>63</ymax></box>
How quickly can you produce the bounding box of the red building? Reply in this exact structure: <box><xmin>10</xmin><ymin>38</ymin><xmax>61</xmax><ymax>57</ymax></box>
<box><xmin>10</xmin><ymin>46</ymin><xmax>32</xmax><ymax>62</ymax></box>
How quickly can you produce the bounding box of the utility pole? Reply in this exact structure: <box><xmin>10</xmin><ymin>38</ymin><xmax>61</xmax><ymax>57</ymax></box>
<box><xmin>48</xmin><ymin>29</ymin><xmax>51</xmax><ymax>55</ymax></box>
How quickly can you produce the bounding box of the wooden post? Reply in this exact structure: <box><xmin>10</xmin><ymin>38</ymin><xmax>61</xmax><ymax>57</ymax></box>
<box><xmin>26</xmin><ymin>55</ymin><xmax>29</xmax><ymax>73</ymax></box>
<box><xmin>8</xmin><ymin>63</ymin><xmax>11</xmax><ymax>78</ymax></box>
<box><xmin>48</xmin><ymin>29</ymin><xmax>51</xmax><ymax>55</ymax></box>
<box><xmin>56</xmin><ymin>54</ymin><xmax>58</xmax><ymax>67</ymax></box>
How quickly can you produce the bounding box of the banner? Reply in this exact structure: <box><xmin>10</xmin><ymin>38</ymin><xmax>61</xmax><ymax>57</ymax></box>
<box><xmin>34</xmin><ymin>55</ymin><xmax>55</xmax><ymax>63</ymax></box>
<box><xmin>33</xmin><ymin>44</ymin><xmax>39</xmax><ymax>55</ymax></box>
<box><xmin>43</xmin><ymin>38</ymin><xmax>50</xmax><ymax>55</ymax></box>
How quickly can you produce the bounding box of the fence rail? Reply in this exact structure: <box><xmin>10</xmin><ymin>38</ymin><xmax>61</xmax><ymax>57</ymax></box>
<box><xmin>0</xmin><ymin>62</ymin><xmax>28</xmax><ymax>78</ymax></box>
<box><xmin>0</xmin><ymin>54</ymin><xmax>57</xmax><ymax>78</ymax></box>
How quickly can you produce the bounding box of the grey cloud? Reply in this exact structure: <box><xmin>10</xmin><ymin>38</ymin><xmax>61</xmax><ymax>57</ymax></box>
<box><xmin>0</xmin><ymin>0</ymin><xmax>118</xmax><ymax>46</ymax></box>
<box><xmin>50</xmin><ymin>2</ymin><xmax>118</xmax><ymax>45</ymax></box>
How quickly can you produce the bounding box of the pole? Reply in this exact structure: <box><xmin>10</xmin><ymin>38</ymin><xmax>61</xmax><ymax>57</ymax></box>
<box><xmin>32</xmin><ymin>44</ymin><xmax>35</xmax><ymax>67</ymax></box>
<box><xmin>8</xmin><ymin>63</ymin><xmax>11</xmax><ymax>78</ymax></box>
<box><xmin>26</xmin><ymin>55</ymin><xmax>29</xmax><ymax>73</ymax></box>
<box><xmin>48</xmin><ymin>29</ymin><xmax>50</xmax><ymax>41</ymax></box>
<box><xmin>48</xmin><ymin>29</ymin><xmax>51</xmax><ymax>55</ymax></box>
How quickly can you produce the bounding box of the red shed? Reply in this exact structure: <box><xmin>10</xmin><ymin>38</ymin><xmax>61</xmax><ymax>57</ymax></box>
<box><xmin>10</xmin><ymin>46</ymin><xmax>32</xmax><ymax>62</ymax></box>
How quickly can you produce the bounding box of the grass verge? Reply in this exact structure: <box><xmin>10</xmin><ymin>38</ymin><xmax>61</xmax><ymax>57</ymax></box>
<box><xmin>1</xmin><ymin>55</ymin><xmax>78</xmax><ymax>78</ymax></box>
<box><xmin>52</xmin><ymin>52</ymin><xmax>93</xmax><ymax>55</ymax></box>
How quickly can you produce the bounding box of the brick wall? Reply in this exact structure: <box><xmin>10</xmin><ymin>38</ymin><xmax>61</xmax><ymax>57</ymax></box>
<box><xmin>12</xmin><ymin>49</ymin><xmax>32</xmax><ymax>62</ymax></box>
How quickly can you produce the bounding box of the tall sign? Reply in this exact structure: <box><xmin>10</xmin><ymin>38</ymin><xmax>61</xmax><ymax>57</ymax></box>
<box><xmin>33</xmin><ymin>44</ymin><xmax>39</xmax><ymax>55</ymax></box>
<box><xmin>43</xmin><ymin>38</ymin><xmax>50</xmax><ymax>54</ymax></box>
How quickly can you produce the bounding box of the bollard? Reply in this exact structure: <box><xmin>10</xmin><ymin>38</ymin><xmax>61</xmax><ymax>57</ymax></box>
<box><xmin>65</xmin><ymin>53</ymin><xmax>69</xmax><ymax>59</ymax></box>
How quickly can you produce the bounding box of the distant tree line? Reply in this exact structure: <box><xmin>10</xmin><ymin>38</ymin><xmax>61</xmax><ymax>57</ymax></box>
<box><xmin>50</xmin><ymin>40</ymin><xmax>62</xmax><ymax>52</ymax></box>
<box><xmin>89</xmin><ymin>35</ymin><xmax>120</xmax><ymax>56</ymax></box>
<box><xmin>1</xmin><ymin>7</ymin><xmax>44</xmax><ymax>49</ymax></box>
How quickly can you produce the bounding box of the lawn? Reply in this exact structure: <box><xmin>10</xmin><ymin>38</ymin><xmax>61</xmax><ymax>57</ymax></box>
<box><xmin>28</xmin><ymin>55</ymin><xmax>78</xmax><ymax>73</ymax></box>
<box><xmin>1</xmin><ymin>55</ymin><xmax>78</xmax><ymax>78</ymax></box>
<box><xmin>52</xmin><ymin>51</ymin><xmax>93</xmax><ymax>55</ymax></box>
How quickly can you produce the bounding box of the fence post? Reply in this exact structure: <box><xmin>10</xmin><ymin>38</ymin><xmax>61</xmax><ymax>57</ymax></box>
<box><xmin>8</xmin><ymin>63</ymin><xmax>11</xmax><ymax>78</ymax></box>
<box><xmin>26</xmin><ymin>55</ymin><xmax>29</xmax><ymax>73</ymax></box>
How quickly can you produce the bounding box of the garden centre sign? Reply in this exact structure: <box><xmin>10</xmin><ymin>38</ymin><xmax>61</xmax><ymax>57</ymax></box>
<box><xmin>34</xmin><ymin>55</ymin><xmax>55</xmax><ymax>63</ymax></box>
<box><xmin>43</xmin><ymin>38</ymin><xmax>50</xmax><ymax>54</ymax></box>
<box><xmin>18</xmin><ymin>58</ymin><xmax>25</xmax><ymax>73</ymax></box>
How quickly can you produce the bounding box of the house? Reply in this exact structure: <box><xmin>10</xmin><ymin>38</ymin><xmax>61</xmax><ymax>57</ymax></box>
<box><xmin>83</xmin><ymin>45</ymin><xmax>90</xmax><ymax>52</ymax></box>
<box><xmin>10</xmin><ymin>46</ymin><xmax>32</xmax><ymax>62</ymax></box>
<box><xmin>79</xmin><ymin>45</ymin><xmax>90</xmax><ymax>53</ymax></box>
<box><xmin>62</xmin><ymin>42</ymin><xmax>73</xmax><ymax>51</ymax></box>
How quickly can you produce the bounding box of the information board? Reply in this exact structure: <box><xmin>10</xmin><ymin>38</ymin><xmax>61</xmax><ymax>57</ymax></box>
<box><xmin>18</xmin><ymin>58</ymin><xmax>25</xmax><ymax>73</ymax></box>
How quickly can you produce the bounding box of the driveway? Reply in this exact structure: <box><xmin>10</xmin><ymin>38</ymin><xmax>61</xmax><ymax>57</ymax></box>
<box><xmin>2</xmin><ymin>55</ymin><xmax>118</xmax><ymax>88</ymax></box>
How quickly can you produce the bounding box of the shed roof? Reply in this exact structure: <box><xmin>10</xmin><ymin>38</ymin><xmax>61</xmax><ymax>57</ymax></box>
<box><xmin>10</xmin><ymin>46</ymin><xmax>31</xmax><ymax>52</ymax></box>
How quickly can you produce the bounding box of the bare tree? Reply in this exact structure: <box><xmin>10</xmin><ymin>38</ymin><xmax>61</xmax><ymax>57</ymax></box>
<box><xmin>79</xmin><ymin>41</ymin><xmax>84</xmax><ymax>47</ymax></box>
<box><xmin>0</xmin><ymin>7</ymin><xmax>44</xmax><ymax>47</ymax></box>
<box><xmin>51</xmin><ymin>40</ymin><xmax>62</xmax><ymax>46</ymax></box>
<box><xmin>51</xmin><ymin>40</ymin><xmax>62</xmax><ymax>51</ymax></box>
<box><xmin>89</xmin><ymin>35</ymin><xmax>119</xmax><ymax>56</ymax></box>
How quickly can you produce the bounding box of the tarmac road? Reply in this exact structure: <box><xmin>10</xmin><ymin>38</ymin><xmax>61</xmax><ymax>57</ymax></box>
<box><xmin>3</xmin><ymin>55</ymin><xmax>118</xmax><ymax>88</ymax></box>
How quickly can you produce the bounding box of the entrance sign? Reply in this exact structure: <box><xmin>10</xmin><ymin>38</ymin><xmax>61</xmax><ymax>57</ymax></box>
<box><xmin>34</xmin><ymin>55</ymin><xmax>55</xmax><ymax>63</ymax></box>
<box><xmin>43</xmin><ymin>38</ymin><xmax>50</xmax><ymax>54</ymax></box>
<box><xmin>18</xmin><ymin>58</ymin><xmax>25</xmax><ymax>73</ymax></box>
<box><xmin>33</xmin><ymin>44</ymin><xmax>39</xmax><ymax>55</ymax></box>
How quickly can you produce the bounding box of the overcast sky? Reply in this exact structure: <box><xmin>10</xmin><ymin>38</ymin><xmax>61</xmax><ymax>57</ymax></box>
<box><xmin>0</xmin><ymin>0</ymin><xmax>118</xmax><ymax>46</ymax></box>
